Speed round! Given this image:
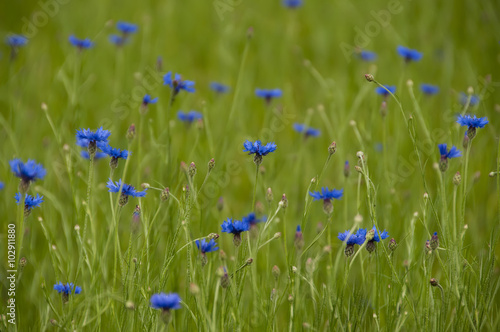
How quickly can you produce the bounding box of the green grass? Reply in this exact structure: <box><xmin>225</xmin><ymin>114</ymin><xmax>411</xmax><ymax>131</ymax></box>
<box><xmin>1</xmin><ymin>0</ymin><xmax>500</xmax><ymax>330</ymax></box>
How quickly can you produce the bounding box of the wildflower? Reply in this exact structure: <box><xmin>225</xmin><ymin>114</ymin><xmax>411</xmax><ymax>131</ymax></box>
<box><xmin>141</xmin><ymin>94</ymin><xmax>158</xmax><ymax>112</ymax></box>
<box><xmin>457</xmin><ymin>114</ymin><xmax>488</xmax><ymax>140</ymax></box>
<box><xmin>397</xmin><ymin>45</ymin><xmax>422</xmax><ymax>62</ymax></box>
<box><xmin>295</xmin><ymin>225</ymin><xmax>304</xmax><ymax>250</ymax></box>
<box><xmin>210</xmin><ymin>82</ymin><xmax>230</xmax><ymax>94</ymax></box>
<box><xmin>459</xmin><ymin>92</ymin><xmax>479</xmax><ymax>107</ymax></box>
<box><xmin>430</xmin><ymin>278</ymin><xmax>439</xmax><ymax>287</ymax></box>
<box><xmin>76</xmin><ymin>127</ymin><xmax>111</xmax><ymax>158</ymax></box>
<box><xmin>283</xmin><ymin>0</ymin><xmax>303</xmax><ymax>8</ymax></box>
<box><xmin>375</xmin><ymin>85</ymin><xmax>396</xmax><ymax>97</ymax></box>
<box><xmin>107</xmin><ymin>179</ymin><xmax>147</xmax><ymax>206</ymax></box>
<box><xmin>15</xmin><ymin>193</ymin><xmax>43</xmax><ymax>217</ymax></box>
<box><xmin>430</xmin><ymin>232</ymin><xmax>439</xmax><ymax>250</ymax></box>
<box><xmin>266</xmin><ymin>188</ymin><xmax>273</xmax><ymax>204</ymax></box>
<box><xmin>344</xmin><ymin>161</ymin><xmax>350</xmax><ymax>178</ymax></box>
<box><xmin>164</xmin><ymin>72</ymin><xmax>195</xmax><ymax>101</ymax></box>
<box><xmin>0</xmin><ymin>181</ymin><xmax>4</xmax><ymax>190</ymax></box>
<box><xmin>338</xmin><ymin>229</ymin><xmax>366</xmax><ymax>257</ymax></box>
<box><xmin>177</xmin><ymin>110</ymin><xmax>202</xmax><ymax>124</ymax></box>
<box><xmin>420</xmin><ymin>84</ymin><xmax>439</xmax><ymax>95</ymax></box>
<box><xmin>255</xmin><ymin>88</ymin><xmax>282</xmax><ymax>104</ymax></box>
<box><xmin>220</xmin><ymin>267</ymin><xmax>230</xmax><ymax>288</ymax></box>
<box><xmin>242</xmin><ymin>212</ymin><xmax>266</xmax><ymax>227</ymax></box>
<box><xmin>243</xmin><ymin>140</ymin><xmax>277</xmax><ymax>166</ymax></box>
<box><xmin>196</xmin><ymin>238</ymin><xmax>219</xmax><ymax>267</ymax></box>
<box><xmin>10</xmin><ymin>159</ymin><xmax>46</xmax><ymax>193</ymax></box>
<box><xmin>425</xmin><ymin>239</ymin><xmax>432</xmax><ymax>254</ymax></box>
<box><xmin>188</xmin><ymin>162</ymin><xmax>197</xmax><ymax>178</ymax></box>
<box><xmin>221</xmin><ymin>218</ymin><xmax>250</xmax><ymax>247</ymax></box>
<box><xmin>98</xmin><ymin>143</ymin><xmax>129</xmax><ymax>170</ymax></box>
<box><xmin>366</xmin><ymin>226</ymin><xmax>389</xmax><ymax>253</ymax></box>
<box><xmin>69</xmin><ymin>35</ymin><xmax>93</xmax><ymax>49</ymax></box>
<box><xmin>150</xmin><ymin>292</ymin><xmax>181</xmax><ymax>324</ymax></box>
<box><xmin>293</xmin><ymin>123</ymin><xmax>321</xmax><ymax>138</ymax></box>
<box><xmin>328</xmin><ymin>141</ymin><xmax>337</xmax><ymax>155</ymax></box>
<box><xmin>6</xmin><ymin>35</ymin><xmax>28</xmax><ymax>60</ymax></box>
<box><xmin>309</xmin><ymin>187</ymin><xmax>343</xmax><ymax>215</ymax></box>
<box><xmin>109</xmin><ymin>21</ymin><xmax>138</xmax><ymax>46</ymax></box>
<box><xmin>359</xmin><ymin>50</ymin><xmax>377</xmax><ymax>61</ymax></box>
<box><xmin>438</xmin><ymin>144</ymin><xmax>461</xmax><ymax>172</ymax></box>
<box><xmin>208</xmin><ymin>158</ymin><xmax>215</xmax><ymax>172</ymax></box>
<box><xmin>127</xmin><ymin>124</ymin><xmax>136</xmax><ymax>141</ymax></box>
<box><xmin>54</xmin><ymin>282</ymin><xmax>81</xmax><ymax>303</ymax></box>
<box><xmin>272</xmin><ymin>265</ymin><xmax>280</xmax><ymax>280</ymax></box>
<box><xmin>6</xmin><ymin>35</ymin><xmax>28</xmax><ymax>48</ymax></box>
<box><xmin>81</xmin><ymin>151</ymin><xmax>107</xmax><ymax>160</ymax></box>
<box><xmin>280</xmin><ymin>193</ymin><xmax>288</xmax><ymax>209</ymax></box>
<box><xmin>453</xmin><ymin>171</ymin><xmax>461</xmax><ymax>186</ymax></box>
<box><xmin>131</xmin><ymin>205</ymin><xmax>141</xmax><ymax>233</ymax></box>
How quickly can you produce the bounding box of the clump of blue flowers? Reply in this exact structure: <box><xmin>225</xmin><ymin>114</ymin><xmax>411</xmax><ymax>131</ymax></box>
<box><xmin>107</xmin><ymin>179</ymin><xmax>147</xmax><ymax>206</ymax></box>
<box><xmin>243</xmin><ymin>140</ymin><xmax>277</xmax><ymax>166</ymax></box>
<box><xmin>76</xmin><ymin>127</ymin><xmax>111</xmax><ymax>158</ymax></box>
<box><xmin>109</xmin><ymin>21</ymin><xmax>138</xmax><ymax>46</ymax></box>
<box><xmin>178</xmin><ymin>110</ymin><xmax>202</xmax><ymax>124</ymax></box>
<box><xmin>293</xmin><ymin>123</ymin><xmax>321</xmax><ymax>138</ymax></box>
<box><xmin>54</xmin><ymin>282</ymin><xmax>81</xmax><ymax>303</ymax></box>
<box><xmin>366</xmin><ymin>226</ymin><xmax>389</xmax><ymax>253</ymax></box>
<box><xmin>221</xmin><ymin>218</ymin><xmax>250</xmax><ymax>247</ymax></box>
<box><xmin>98</xmin><ymin>143</ymin><xmax>129</xmax><ymax>170</ymax></box>
<box><xmin>255</xmin><ymin>88</ymin><xmax>282</xmax><ymax>104</ymax></box>
<box><xmin>15</xmin><ymin>193</ymin><xmax>43</xmax><ymax>217</ymax></box>
<box><xmin>196</xmin><ymin>238</ymin><xmax>219</xmax><ymax>267</ymax></box>
<box><xmin>164</xmin><ymin>72</ymin><xmax>195</xmax><ymax>104</ymax></box>
<box><xmin>309</xmin><ymin>187</ymin><xmax>343</xmax><ymax>215</ymax></box>
<box><xmin>420</xmin><ymin>84</ymin><xmax>439</xmax><ymax>95</ymax></box>
<box><xmin>397</xmin><ymin>45</ymin><xmax>422</xmax><ymax>62</ymax></box>
<box><xmin>457</xmin><ymin>114</ymin><xmax>488</xmax><ymax>140</ymax></box>
<box><xmin>338</xmin><ymin>229</ymin><xmax>366</xmax><ymax>257</ymax></box>
<box><xmin>69</xmin><ymin>35</ymin><xmax>93</xmax><ymax>50</ymax></box>
<box><xmin>438</xmin><ymin>144</ymin><xmax>461</xmax><ymax>172</ymax></box>
<box><xmin>210</xmin><ymin>82</ymin><xmax>230</xmax><ymax>94</ymax></box>
<box><xmin>10</xmin><ymin>159</ymin><xmax>46</xmax><ymax>193</ymax></box>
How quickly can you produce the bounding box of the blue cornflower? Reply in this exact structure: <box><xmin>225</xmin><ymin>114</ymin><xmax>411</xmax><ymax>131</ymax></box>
<box><xmin>242</xmin><ymin>212</ymin><xmax>266</xmax><ymax>226</ymax></box>
<box><xmin>109</xmin><ymin>35</ymin><xmax>126</xmax><ymax>46</ymax></box>
<box><xmin>457</xmin><ymin>114</ymin><xmax>488</xmax><ymax>140</ymax></box>
<box><xmin>107</xmin><ymin>179</ymin><xmax>147</xmax><ymax>197</ymax></box>
<box><xmin>15</xmin><ymin>193</ymin><xmax>43</xmax><ymax>215</ymax></box>
<box><xmin>438</xmin><ymin>144</ymin><xmax>461</xmax><ymax>159</ymax></box>
<box><xmin>459</xmin><ymin>92</ymin><xmax>479</xmax><ymax>106</ymax></box>
<box><xmin>69</xmin><ymin>35</ymin><xmax>93</xmax><ymax>49</ymax></box>
<box><xmin>221</xmin><ymin>218</ymin><xmax>250</xmax><ymax>246</ymax></box>
<box><xmin>210</xmin><ymin>82</ymin><xmax>230</xmax><ymax>93</ymax></box>
<box><xmin>107</xmin><ymin>179</ymin><xmax>146</xmax><ymax>206</ymax></box>
<box><xmin>10</xmin><ymin>159</ymin><xmax>46</xmax><ymax>184</ymax></box>
<box><xmin>255</xmin><ymin>88</ymin><xmax>282</xmax><ymax>103</ymax></box>
<box><xmin>81</xmin><ymin>151</ymin><xmax>107</xmax><ymax>160</ymax></box>
<box><xmin>397</xmin><ymin>45</ymin><xmax>422</xmax><ymax>62</ymax></box>
<box><xmin>76</xmin><ymin>127</ymin><xmax>111</xmax><ymax>153</ymax></box>
<box><xmin>54</xmin><ymin>282</ymin><xmax>82</xmax><ymax>295</ymax></box>
<box><xmin>243</xmin><ymin>140</ymin><xmax>277</xmax><ymax>165</ymax></box>
<box><xmin>293</xmin><ymin>123</ymin><xmax>321</xmax><ymax>137</ymax></box>
<box><xmin>295</xmin><ymin>225</ymin><xmax>304</xmax><ymax>249</ymax></box>
<box><xmin>98</xmin><ymin>143</ymin><xmax>129</xmax><ymax>169</ymax></box>
<box><xmin>338</xmin><ymin>229</ymin><xmax>366</xmax><ymax>256</ymax></box>
<box><xmin>196</xmin><ymin>238</ymin><xmax>219</xmax><ymax>254</ymax></box>
<box><xmin>0</xmin><ymin>182</ymin><xmax>4</xmax><ymax>190</ymax></box>
<box><xmin>6</xmin><ymin>35</ymin><xmax>28</xmax><ymax>47</ymax></box>
<box><xmin>309</xmin><ymin>187</ymin><xmax>343</xmax><ymax>201</ymax></box>
<box><xmin>283</xmin><ymin>0</ymin><xmax>303</xmax><ymax>8</ymax></box>
<box><xmin>359</xmin><ymin>50</ymin><xmax>377</xmax><ymax>61</ymax></box>
<box><xmin>150</xmin><ymin>292</ymin><xmax>181</xmax><ymax>311</ymax></box>
<box><xmin>164</xmin><ymin>72</ymin><xmax>195</xmax><ymax>96</ymax></box>
<box><xmin>117</xmin><ymin>21</ymin><xmax>138</xmax><ymax>34</ymax></box>
<box><xmin>420</xmin><ymin>84</ymin><xmax>439</xmax><ymax>95</ymax></box>
<box><xmin>375</xmin><ymin>85</ymin><xmax>396</xmax><ymax>97</ymax></box>
<box><xmin>178</xmin><ymin>111</ymin><xmax>202</xmax><ymax>123</ymax></box>
<box><xmin>309</xmin><ymin>187</ymin><xmax>343</xmax><ymax>214</ymax></box>
<box><xmin>142</xmin><ymin>94</ymin><xmax>158</xmax><ymax>107</ymax></box>
<box><xmin>366</xmin><ymin>226</ymin><xmax>388</xmax><ymax>253</ymax></box>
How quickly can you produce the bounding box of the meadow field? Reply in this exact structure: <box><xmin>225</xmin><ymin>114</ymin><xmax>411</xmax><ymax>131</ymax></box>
<box><xmin>1</xmin><ymin>0</ymin><xmax>500</xmax><ymax>330</ymax></box>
